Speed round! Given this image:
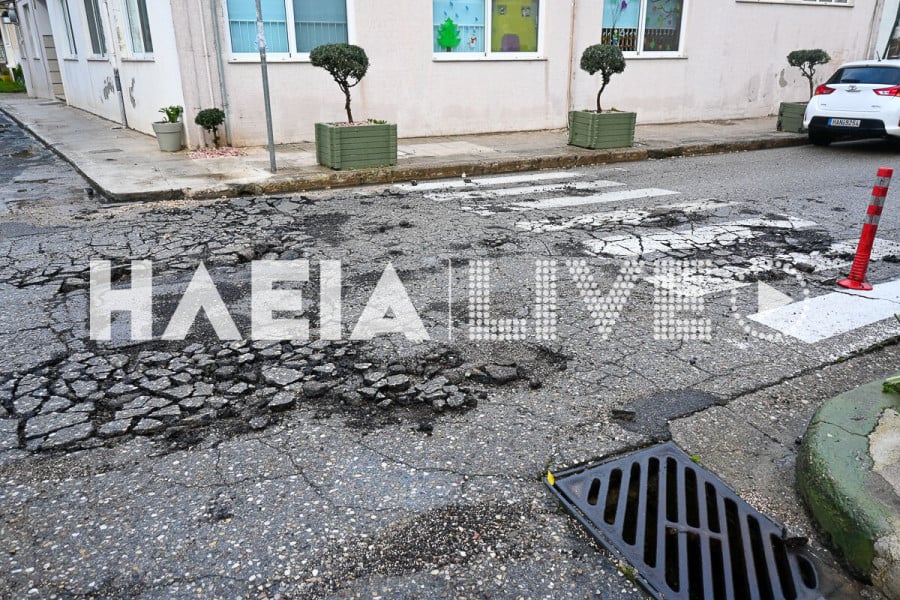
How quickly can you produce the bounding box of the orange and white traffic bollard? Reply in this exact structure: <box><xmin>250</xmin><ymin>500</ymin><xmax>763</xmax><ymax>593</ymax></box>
<box><xmin>838</xmin><ymin>167</ymin><xmax>893</xmax><ymax>291</ymax></box>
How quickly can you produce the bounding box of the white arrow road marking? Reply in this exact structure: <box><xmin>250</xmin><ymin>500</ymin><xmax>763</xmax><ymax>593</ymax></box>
<box><xmin>393</xmin><ymin>171</ymin><xmax>581</xmax><ymax>192</ymax></box>
<box><xmin>757</xmin><ymin>282</ymin><xmax>795</xmax><ymax>312</ymax></box>
<box><xmin>749</xmin><ymin>278</ymin><xmax>900</xmax><ymax>343</ymax></box>
<box><xmin>584</xmin><ymin>218</ymin><xmax>817</xmax><ymax>258</ymax></box>
<box><xmin>510</xmin><ymin>188</ymin><xmax>681</xmax><ymax>211</ymax></box>
<box><xmin>424</xmin><ymin>179</ymin><xmax>624</xmax><ymax>202</ymax></box>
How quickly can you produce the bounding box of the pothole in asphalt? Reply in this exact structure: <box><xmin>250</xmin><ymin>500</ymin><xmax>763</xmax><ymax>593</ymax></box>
<box><xmin>0</xmin><ymin>339</ymin><xmax>569</xmax><ymax>457</ymax></box>
<box><xmin>611</xmin><ymin>389</ymin><xmax>724</xmax><ymax>441</ymax></box>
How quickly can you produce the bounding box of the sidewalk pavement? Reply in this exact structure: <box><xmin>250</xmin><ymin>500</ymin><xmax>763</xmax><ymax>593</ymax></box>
<box><xmin>798</xmin><ymin>375</ymin><xmax>900</xmax><ymax>598</ymax></box>
<box><xmin>1</xmin><ymin>94</ymin><xmax>808</xmax><ymax>202</ymax></box>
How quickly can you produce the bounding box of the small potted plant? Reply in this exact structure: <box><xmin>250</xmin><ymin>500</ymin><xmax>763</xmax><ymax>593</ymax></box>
<box><xmin>569</xmin><ymin>44</ymin><xmax>634</xmax><ymax>150</ymax></box>
<box><xmin>195</xmin><ymin>107</ymin><xmax>226</xmax><ymax>147</ymax></box>
<box><xmin>310</xmin><ymin>43</ymin><xmax>397</xmax><ymax>170</ymax></box>
<box><xmin>778</xmin><ymin>49</ymin><xmax>831</xmax><ymax>133</ymax></box>
<box><xmin>152</xmin><ymin>105</ymin><xmax>184</xmax><ymax>152</ymax></box>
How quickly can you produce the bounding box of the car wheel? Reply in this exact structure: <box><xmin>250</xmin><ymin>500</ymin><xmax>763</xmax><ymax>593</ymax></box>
<box><xmin>809</xmin><ymin>131</ymin><xmax>832</xmax><ymax>146</ymax></box>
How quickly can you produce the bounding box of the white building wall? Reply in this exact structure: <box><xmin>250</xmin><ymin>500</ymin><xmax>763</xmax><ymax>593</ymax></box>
<box><xmin>196</xmin><ymin>0</ymin><xmax>575</xmax><ymax>146</ymax></box>
<box><xmin>47</xmin><ymin>0</ymin><xmax>185</xmax><ymax>136</ymax></box>
<box><xmin>1</xmin><ymin>21</ymin><xmax>22</xmax><ymax>68</ymax></box>
<box><xmin>570</xmin><ymin>0</ymin><xmax>880</xmax><ymax>124</ymax></box>
<box><xmin>194</xmin><ymin>0</ymin><xmax>881</xmax><ymax>147</ymax></box>
<box><xmin>16</xmin><ymin>0</ymin><xmax>54</xmax><ymax>99</ymax></box>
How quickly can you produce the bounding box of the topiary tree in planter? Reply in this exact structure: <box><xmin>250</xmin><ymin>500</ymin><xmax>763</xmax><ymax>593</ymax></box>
<box><xmin>581</xmin><ymin>43</ymin><xmax>626</xmax><ymax>113</ymax></box>
<box><xmin>195</xmin><ymin>107</ymin><xmax>226</xmax><ymax>147</ymax></box>
<box><xmin>308</xmin><ymin>43</ymin><xmax>396</xmax><ymax>170</ymax></box>
<box><xmin>310</xmin><ymin>43</ymin><xmax>369</xmax><ymax>123</ymax></box>
<box><xmin>778</xmin><ymin>49</ymin><xmax>831</xmax><ymax>133</ymax></box>
<box><xmin>788</xmin><ymin>49</ymin><xmax>831</xmax><ymax>100</ymax></box>
<box><xmin>569</xmin><ymin>43</ymin><xmax>634</xmax><ymax>149</ymax></box>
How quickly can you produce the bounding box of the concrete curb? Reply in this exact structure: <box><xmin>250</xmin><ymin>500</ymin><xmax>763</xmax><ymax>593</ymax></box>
<box><xmin>797</xmin><ymin>374</ymin><xmax>900</xmax><ymax>597</ymax></box>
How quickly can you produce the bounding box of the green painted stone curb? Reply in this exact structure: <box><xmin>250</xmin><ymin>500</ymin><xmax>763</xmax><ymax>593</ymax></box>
<box><xmin>797</xmin><ymin>374</ymin><xmax>900</xmax><ymax>583</ymax></box>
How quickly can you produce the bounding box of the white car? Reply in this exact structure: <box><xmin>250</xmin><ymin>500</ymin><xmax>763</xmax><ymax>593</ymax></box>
<box><xmin>803</xmin><ymin>59</ymin><xmax>900</xmax><ymax>146</ymax></box>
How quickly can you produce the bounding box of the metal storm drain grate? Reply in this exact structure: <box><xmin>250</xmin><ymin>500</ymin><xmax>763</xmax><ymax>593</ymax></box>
<box><xmin>547</xmin><ymin>443</ymin><xmax>821</xmax><ymax>600</ymax></box>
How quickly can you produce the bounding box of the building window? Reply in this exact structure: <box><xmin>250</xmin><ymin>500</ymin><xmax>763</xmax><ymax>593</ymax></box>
<box><xmin>83</xmin><ymin>0</ymin><xmax>107</xmax><ymax>55</ymax></box>
<box><xmin>736</xmin><ymin>0</ymin><xmax>850</xmax><ymax>4</ymax></box>
<box><xmin>60</xmin><ymin>0</ymin><xmax>78</xmax><ymax>55</ymax></box>
<box><xmin>225</xmin><ymin>0</ymin><xmax>348</xmax><ymax>56</ymax></box>
<box><xmin>432</xmin><ymin>0</ymin><xmax>541</xmax><ymax>55</ymax></box>
<box><xmin>601</xmin><ymin>0</ymin><xmax>684</xmax><ymax>55</ymax></box>
<box><xmin>123</xmin><ymin>0</ymin><xmax>153</xmax><ymax>54</ymax></box>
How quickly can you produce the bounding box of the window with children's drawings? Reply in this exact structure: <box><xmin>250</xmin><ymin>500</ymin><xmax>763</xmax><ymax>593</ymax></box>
<box><xmin>433</xmin><ymin>1</ymin><xmax>543</xmax><ymax>59</ymax></box>
<box><xmin>602</xmin><ymin>0</ymin><xmax>685</xmax><ymax>56</ymax></box>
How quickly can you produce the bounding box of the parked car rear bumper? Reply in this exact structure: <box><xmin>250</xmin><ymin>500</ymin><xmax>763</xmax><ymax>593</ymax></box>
<box><xmin>805</xmin><ymin>116</ymin><xmax>897</xmax><ymax>139</ymax></box>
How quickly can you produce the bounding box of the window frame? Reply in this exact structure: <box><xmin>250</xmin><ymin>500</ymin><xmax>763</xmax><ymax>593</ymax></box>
<box><xmin>736</xmin><ymin>0</ymin><xmax>851</xmax><ymax>5</ymax></box>
<box><xmin>59</xmin><ymin>0</ymin><xmax>78</xmax><ymax>57</ymax></box>
<box><xmin>121</xmin><ymin>0</ymin><xmax>154</xmax><ymax>58</ymax></box>
<box><xmin>82</xmin><ymin>0</ymin><xmax>107</xmax><ymax>57</ymax></box>
<box><xmin>223</xmin><ymin>0</ymin><xmax>354</xmax><ymax>63</ymax></box>
<box><xmin>601</xmin><ymin>0</ymin><xmax>688</xmax><ymax>59</ymax></box>
<box><xmin>432</xmin><ymin>1</ymin><xmax>546</xmax><ymax>61</ymax></box>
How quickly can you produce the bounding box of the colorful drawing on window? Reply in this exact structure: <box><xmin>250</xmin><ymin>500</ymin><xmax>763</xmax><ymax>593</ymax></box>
<box><xmin>433</xmin><ymin>0</ymin><xmax>486</xmax><ymax>52</ymax></box>
<box><xmin>437</xmin><ymin>17</ymin><xmax>462</xmax><ymax>51</ymax></box>
<box><xmin>647</xmin><ymin>0</ymin><xmax>681</xmax><ymax>29</ymax></box>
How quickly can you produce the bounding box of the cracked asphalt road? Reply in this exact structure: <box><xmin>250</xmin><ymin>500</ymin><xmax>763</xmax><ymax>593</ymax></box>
<box><xmin>1</xmin><ymin>111</ymin><xmax>898</xmax><ymax>598</ymax></box>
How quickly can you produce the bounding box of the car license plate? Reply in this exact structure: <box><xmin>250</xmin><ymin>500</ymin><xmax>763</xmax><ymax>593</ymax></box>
<box><xmin>828</xmin><ymin>118</ymin><xmax>861</xmax><ymax>127</ymax></box>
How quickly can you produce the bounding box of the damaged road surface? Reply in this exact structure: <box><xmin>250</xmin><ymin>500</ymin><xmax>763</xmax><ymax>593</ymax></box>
<box><xmin>1</xmin><ymin>112</ymin><xmax>898</xmax><ymax>599</ymax></box>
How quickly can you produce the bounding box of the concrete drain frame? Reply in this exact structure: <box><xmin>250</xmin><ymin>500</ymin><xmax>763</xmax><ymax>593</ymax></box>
<box><xmin>547</xmin><ymin>442</ymin><xmax>821</xmax><ymax>600</ymax></box>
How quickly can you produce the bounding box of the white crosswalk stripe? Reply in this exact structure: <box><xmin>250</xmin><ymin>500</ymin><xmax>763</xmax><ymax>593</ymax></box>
<box><xmin>424</xmin><ymin>179</ymin><xmax>624</xmax><ymax>202</ymax></box>
<box><xmin>509</xmin><ymin>188</ymin><xmax>680</xmax><ymax>211</ymax></box>
<box><xmin>749</xmin><ymin>278</ymin><xmax>900</xmax><ymax>343</ymax></box>
<box><xmin>584</xmin><ymin>218</ymin><xmax>817</xmax><ymax>258</ymax></box>
<box><xmin>390</xmin><ymin>170</ymin><xmax>900</xmax><ymax>345</ymax></box>
<box><xmin>515</xmin><ymin>200</ymin><xmax>731</xmax><ymax>232</ymax></box>
<box><xmin>398</xmin><ymin>169</ymin><xmax>683</xmax><ymax>216</ymax></box>
<box><xmin>393</xmin><ymin>171</ymin><xmax>580</xmax><ymax>192</ymax></box>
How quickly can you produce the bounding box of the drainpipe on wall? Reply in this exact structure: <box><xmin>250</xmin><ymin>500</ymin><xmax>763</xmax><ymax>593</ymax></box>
<box><xmin>195</xmin><ymin>0</ymin><xmax>216</xmax><ymax>114</ymax></box>
<box><xmin>565</xmin><ymin>0</ymin><xmax>577</xmax><ymax>122</ymax></box>
<box><xmin>101</xmin><ymin>0</ymin><xmax>128</xmax><ymax>128</ymax></box>
<box><xmin>208</xmin><ymin>0</ymin><xmax>231</xmax><ymax>145</ymax></box>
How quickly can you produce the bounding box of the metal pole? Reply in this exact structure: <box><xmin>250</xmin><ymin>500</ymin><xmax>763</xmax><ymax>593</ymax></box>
<box><xmin>255</xmin><ymin>0</ymin><xmax>276</xmax><ymax>172</ymax></box>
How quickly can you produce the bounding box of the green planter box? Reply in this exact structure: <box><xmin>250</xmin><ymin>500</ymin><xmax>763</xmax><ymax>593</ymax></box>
<box><xmin>777</xmin><ymin>101</ymin><xmax>807</xmax><ymax>133</ymax></box>
<box><xmin>315</xmin><ymin>122</ymin><xmax>398</xmax><ymax>170</ymax></box>
<box><xmin>568</xmin><ymin>110</ymin><xmax>636</xmax><ymax>150</ymax></box>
